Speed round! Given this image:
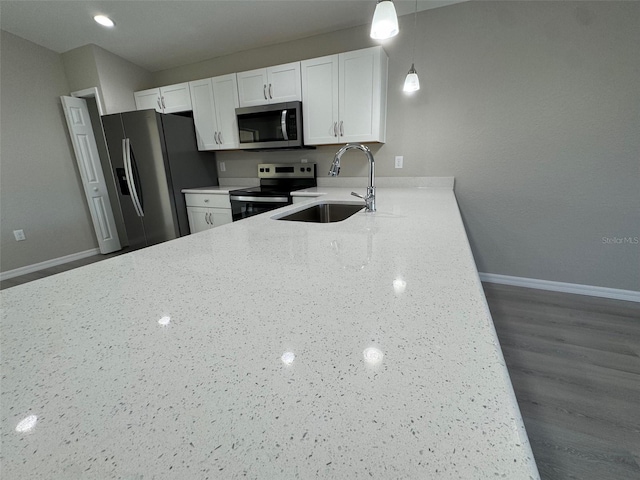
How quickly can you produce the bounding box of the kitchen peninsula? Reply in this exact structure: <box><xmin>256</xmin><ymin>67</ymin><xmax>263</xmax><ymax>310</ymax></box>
<box><xmin>1</xmin><ymin>183</ymin><xmax>539</xmax><ymax>478</ymax></box>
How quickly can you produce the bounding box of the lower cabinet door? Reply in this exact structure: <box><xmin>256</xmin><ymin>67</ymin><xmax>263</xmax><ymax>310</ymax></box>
<box><xmin>187</xmin><ymin>206</ymin><xmax>232</xmax><ymax>233</ymax></box>
<box><xmin>187</xmin><ymin>206</ymin><xmax>213</xmax><ymax>234</ymax></box>
<box><xmin>210</xmin><ymin>210</ymin><xmax>233</xmax><ymax>227</ymax></box>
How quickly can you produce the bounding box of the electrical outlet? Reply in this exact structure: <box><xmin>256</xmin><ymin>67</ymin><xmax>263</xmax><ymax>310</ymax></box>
<box><xmin>219</xmin><ymin>161</ymin><xmax>226</xmax><ymax>172</ymax></box>
<box><xmin>13</xmin><ymin>229</ymin><xmax>26</xmax><ymax>241</ymax></box>
<box><xmin>395</xmin><ymin>156</ymin><xmax>404</xmax><ymax>168</ymax></box>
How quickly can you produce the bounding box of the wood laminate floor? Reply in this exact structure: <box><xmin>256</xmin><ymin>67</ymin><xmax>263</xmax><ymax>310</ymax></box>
<box><xmin>0</xmin><ymin>248</ymin><xmax>130</xmax><ymax>290</ymax></box>
<box><xmin>2</xmin><ymin>258</ymin><xmax>639</xmax><ymax>479</ymax></box>
<box><xmin>484</xmin><ymin>283</ymin><xmax>640</xmax><ymax>480</ymax></box>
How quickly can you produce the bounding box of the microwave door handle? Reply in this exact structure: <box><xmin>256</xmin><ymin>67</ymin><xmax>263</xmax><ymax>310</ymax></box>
<box><xmin>281</xmin><ymin>109</ymin><xmax>288</xmax><ymax>141</ymax></box>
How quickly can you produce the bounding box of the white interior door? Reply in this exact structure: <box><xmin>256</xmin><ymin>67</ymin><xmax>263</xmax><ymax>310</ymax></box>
<box><xmin>61</xmin><ymin>96</ymin><xmax>121</xmax><ymax>254</ymax></box>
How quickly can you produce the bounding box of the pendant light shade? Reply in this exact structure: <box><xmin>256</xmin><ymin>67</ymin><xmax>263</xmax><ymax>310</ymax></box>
<box><xmin>370</xmin><ymin>0</ymin><xmax>399</xmax><ymax>40</ymax></box>
<box><xmin>403</xmin><ymin>0</ymin><xmax>421</xmax><ymax>93</ymax></box>
<box><xmin>403</xmin><ymin>64</ymin><xmax>420</xmax><ymax>92</ymax></box>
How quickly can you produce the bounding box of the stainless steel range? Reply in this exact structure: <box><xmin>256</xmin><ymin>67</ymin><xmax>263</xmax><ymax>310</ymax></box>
<box><xmin>229</xmin><ymin>163</ymin><xmax>316</xmax><ymax>221</ymax></box>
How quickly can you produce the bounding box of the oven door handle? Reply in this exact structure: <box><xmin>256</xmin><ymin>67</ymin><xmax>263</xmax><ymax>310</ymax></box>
<box><xmin>230</xmin><ymin>195</ymin><xmax>289</xmax><ymax>203</ymax></box>
<box><xmin>281</xmin><ymin>109</ymin><xmax>288</xmax><ymax>141</ymax></box>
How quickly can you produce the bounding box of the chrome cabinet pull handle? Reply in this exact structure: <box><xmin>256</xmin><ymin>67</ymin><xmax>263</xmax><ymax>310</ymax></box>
<box><xmin>214</xmin><ymin>132</ymin><xmax>219</xmax><ymax>144</ymax></box>
<box><xmin>161</xmin><ymin>96</ymin><xmax>166</xmax><ymax>109</ymax></box>
<box><xmin>263</xmin><ymin>84</ymin><xmax>267</xmax><ymax>100</ymax></box>
<box><xmin>333</xmin><ymin>122</ymin><xmax>338</xmax><ymax>137</ymax></box>
<box><xmin>339</xmin><ymin>120</ymin><xmax>344</xmax><ymax>136</ymax></box>
<box><xmin>269</xmin><ymin>83</ymin><xmax>273</xmax><ymax>99</ymax></box>
<box><xmin>157</xmin><ymin>97</ymin><xmax>162</xmax><ymax>110</ymax></box>
<box><xmin>208</xmin><ymin>212</ymin><xmax>213</xmax><ymax>225</ymax></box>
<box><xmin>218</xmin><ymin>132</ymin><xmax>223</xmax><ymax>144</ymax></box>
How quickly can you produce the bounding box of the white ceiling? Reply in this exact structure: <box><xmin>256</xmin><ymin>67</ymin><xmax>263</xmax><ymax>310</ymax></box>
<box><xmin>0</xmin><ymin>0</ymin><xmax>465</xmax><ymax>72</ymax></box>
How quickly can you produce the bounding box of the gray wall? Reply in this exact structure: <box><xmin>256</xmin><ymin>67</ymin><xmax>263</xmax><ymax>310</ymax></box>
<box><xmin>61</xmin><ymin>44</ymin><xmax>103</xmax><ymax>99</ymax></box>
<box><xmin>92</xmin><ymin>45</ymin><xmax>152</xmax><ymax>114</ymax></box>
<box><xmin>0</xmin><ymin>31</ymin><xmax>97</xmax><ymax>272</ymax></box>
<box><xmin>62</xmin><ymin>44</ymin><xmax>152</xmax><ymax>114</ymax></box>
<box><xmin>152</xmin><ymin>1</ymin><xmax>640</xmax><ymax>291</ymax></box>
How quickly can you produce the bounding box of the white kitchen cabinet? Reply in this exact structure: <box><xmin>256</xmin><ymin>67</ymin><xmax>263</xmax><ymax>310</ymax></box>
<box><xmin>185</xmin><ymin>193</ymin><xmax>232</xmax><ymax>233</ymax></box>
<box><xmin>134</xmin><ymin>82</ymin><xmax>192</xmax><ymax>113</ymax></box>
<box><xmin>301</xmin><ymin>46</ymin><xmax>388</xmax><ymax>145</ymax></box>
<box><xmin>189</xmin><ymin>74</ymin><xmax>240</xmax><ymax>151</ymax></box>
<box><xmin>301</xmin><ymin>55</ymin><xmax>339</xmax><ymax>145</ymax></box>
<box><xmin>237</xmin><ymin>62</ymin><xmax>301</xmax><ymax>107</ymax></box>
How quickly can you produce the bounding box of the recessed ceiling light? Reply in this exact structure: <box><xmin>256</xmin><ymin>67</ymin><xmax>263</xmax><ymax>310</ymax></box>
<box><xmin>94</xmin><ymin>15</ymin><xmax>115</xmax><ymax>28</ymax></box>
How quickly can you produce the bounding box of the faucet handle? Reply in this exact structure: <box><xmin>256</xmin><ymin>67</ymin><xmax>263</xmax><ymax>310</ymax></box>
<box><xmin>351</xmin><ymin>191</ymin><xmax>365</xmax><ymax>200</ymax></box>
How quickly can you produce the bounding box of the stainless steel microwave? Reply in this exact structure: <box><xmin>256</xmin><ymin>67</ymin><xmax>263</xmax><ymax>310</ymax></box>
<box><xmin>235</xmin><ymin>101</ymin><xmax>304</xmax><ymax>149</ymax></box>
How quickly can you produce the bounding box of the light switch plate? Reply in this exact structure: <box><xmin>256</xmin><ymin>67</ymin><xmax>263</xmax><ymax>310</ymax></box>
<box><xmin>13</xmin><ymin>229</ymin><xmax>26</xmax><ymax>241</ymax></box>
<box><xmin>395</xmin><ymin>156</ymin><xmax>403</xmax><ymax>168</ymax></box>
<box><xmin>219</xmin><ymin>161</ymin><xmax>226</xmax><ymax>172</ymax></box>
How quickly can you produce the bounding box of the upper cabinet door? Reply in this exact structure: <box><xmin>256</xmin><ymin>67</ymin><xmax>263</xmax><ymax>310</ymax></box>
<box><xmin>189</xmin><ymin>78</ymin><xmax>218</xmax><ymax>150</ymax></box>
<box><xmin>237</xmin><ymin>62</ymin><xmax>301</xmax><ymax>107</ymax></box>
<box><xmin>135</xmin><ymin>83</ymin><xmax>192</xmax><ymax>113</ymax></box>
<box><xmin>159</xmin><ymin>82</ymin><xmax>192</xmax><ymax>113</ymax></box>
<box><xmin>211</xmin><ymin>73</ymin><xmax>240</xmax><ymax>150</ymax></box>
<box><xmin>267</xmin><ymin>62</ymin><xmax>301</xmax><ymax>104</ymax></box>
<box><xmin>189</xmin><ymin>74</ymin><xmax>240</xmax><ymax>151</ymax></box>
<box><xmin>134</xmin><ymin>88</ymin><xmax>162</xmax><ymax>112</ymax></box>
<box><xmin>301</xmin><ymin>55</ymin><xmax>339</xmax><ymax>145</ymax></box>
<box><xmin>237</xmin><ymin>68</ymin><xmax>269</xmax><ymax>107</ymax></box>
<box><xmin>300</xmin><ymin>47</ymin><xmax>388</xmax><ymax>145</ymax></box>
<box><xmin>339</xmin><ymin>47</ymin><xmax>387</xmax><ymax>144</ymax></box>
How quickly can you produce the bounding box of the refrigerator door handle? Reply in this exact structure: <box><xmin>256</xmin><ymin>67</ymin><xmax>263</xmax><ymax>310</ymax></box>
<box><xmin>123</xmin><ymin>138</ymin><xmax>144</xmax><ymax>217</ymax></box>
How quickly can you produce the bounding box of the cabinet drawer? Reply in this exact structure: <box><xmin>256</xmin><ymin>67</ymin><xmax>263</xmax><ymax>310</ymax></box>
<box><xmin>185</xmin><ymin>193</ymin><xmax>231</xmax><ymax>209</ymax></box>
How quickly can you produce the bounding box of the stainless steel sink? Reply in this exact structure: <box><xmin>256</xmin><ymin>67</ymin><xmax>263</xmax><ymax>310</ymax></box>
<box><xmin>276</xmin><ymin>203</ymin><xmax>364</xmax><ymax>223</ymax></box>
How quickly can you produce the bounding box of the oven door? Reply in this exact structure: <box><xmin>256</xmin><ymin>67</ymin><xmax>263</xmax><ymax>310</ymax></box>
<box><xmin>230</xmin><ymin>195</ymin><xmax>291</xmax><ymax>221</ymax></box>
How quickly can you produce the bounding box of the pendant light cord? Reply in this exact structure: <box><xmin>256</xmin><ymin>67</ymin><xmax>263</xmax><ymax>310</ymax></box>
<box><xmin>412</xmin><ymin>0</ymin><xmax>418</xmax><ymax>65</ymax></box>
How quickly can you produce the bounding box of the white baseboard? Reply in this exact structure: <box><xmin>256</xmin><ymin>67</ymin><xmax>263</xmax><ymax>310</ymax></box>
<box><xmin>479</xmin><ymin>273</ymin><xmax>640</xmax><ymax>303</ymax></box>
<box><xmin>1</xmin><ymin>248</ymin><xmax>100</xmax><ymax>281</ymax></box>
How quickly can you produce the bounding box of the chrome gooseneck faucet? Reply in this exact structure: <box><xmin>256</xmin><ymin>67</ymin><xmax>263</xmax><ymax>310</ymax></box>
<box><xmin>329</xmin><ymin>144</ymin><xmax>376</xmax><ymax>212</ymax></box>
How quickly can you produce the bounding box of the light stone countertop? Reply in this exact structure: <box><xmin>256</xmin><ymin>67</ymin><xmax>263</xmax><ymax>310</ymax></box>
<box><xmin>0</xmin><ymin>186</ymin><xmax>539</xmax><ymax>479</ymax></box>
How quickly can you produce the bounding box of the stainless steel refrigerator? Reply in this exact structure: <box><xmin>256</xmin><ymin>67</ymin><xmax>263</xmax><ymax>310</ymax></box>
<box><xmin>101</xmin><ymin>110</ymin><xmax>218</xmax><ymax>249</ymax></box>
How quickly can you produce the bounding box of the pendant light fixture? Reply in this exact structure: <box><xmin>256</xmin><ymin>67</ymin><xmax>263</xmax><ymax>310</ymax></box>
<box><xmin>403</xmin><ymin>0</ymin><xmax>420</xmax><ymax>93</ymax></box>
<box><xmin>370</xmin><ymin>0</ymin><xmax>399</xmax><ymax>40</ymax></box>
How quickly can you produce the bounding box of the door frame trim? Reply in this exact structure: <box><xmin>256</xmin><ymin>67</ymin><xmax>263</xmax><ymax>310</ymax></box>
<box><xmin>71</xmin><ymin>87</ymin><xmax>105</xmax><ymax>115</ymax></box>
